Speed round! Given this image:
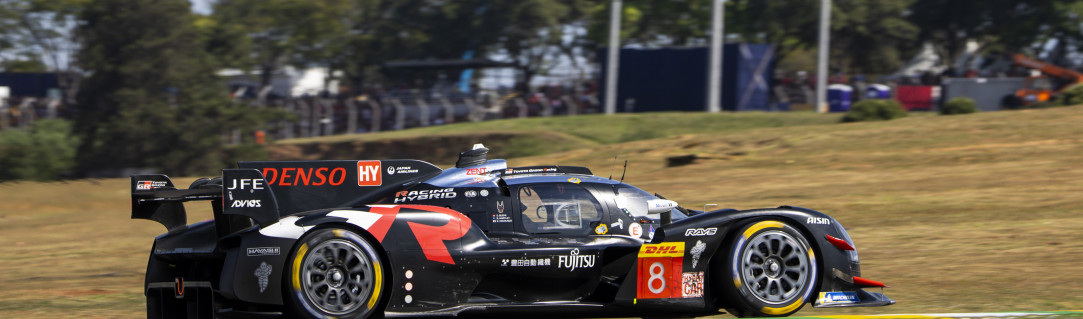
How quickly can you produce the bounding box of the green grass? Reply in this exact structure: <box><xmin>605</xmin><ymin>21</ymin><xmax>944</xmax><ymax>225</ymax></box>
<box><xmin>4</xmin><ymin>107</ymin><xmax>1083</xmax><ymax>318</ymax></box>
<box><xmin>276</xmin><ymin>111</ymin><xmax>843</xmax><ymax>146</ymax></box>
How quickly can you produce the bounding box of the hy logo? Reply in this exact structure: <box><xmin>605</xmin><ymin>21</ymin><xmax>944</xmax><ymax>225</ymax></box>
<box><xmin>357</xmin><ymin>161</ymin><xmax>382</xmax><ymax>186</ymax></box>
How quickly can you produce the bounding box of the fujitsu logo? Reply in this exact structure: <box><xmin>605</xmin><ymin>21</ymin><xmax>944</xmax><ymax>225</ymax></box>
<box><xmin>557</xmin><ymin>248</ymin><xmax>596</xmax><ymax>271</ymax></box>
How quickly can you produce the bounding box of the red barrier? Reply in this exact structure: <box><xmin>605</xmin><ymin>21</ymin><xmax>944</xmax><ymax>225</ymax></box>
<box><xmin>895</xmin><ymin>86</ymin><xmax>941</xmax><ymax>111</ymax></box>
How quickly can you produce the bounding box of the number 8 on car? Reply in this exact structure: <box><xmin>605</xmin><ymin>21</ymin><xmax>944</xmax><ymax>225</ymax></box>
<box><xmin>637</xmin><ymin>242</ymin><xmax>686</xmax><ymax>299</ymax></box>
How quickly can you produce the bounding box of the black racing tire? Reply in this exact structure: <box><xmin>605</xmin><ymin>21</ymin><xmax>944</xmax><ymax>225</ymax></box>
<box><xmin>713</xmin><ymin>220</ymin><xmax>818</xmax><ymax>317</ymax></box>
<box><xmin>285</xmin><ymin>227</ymin><xmax>387</xmax><ymax>319</ymax></box>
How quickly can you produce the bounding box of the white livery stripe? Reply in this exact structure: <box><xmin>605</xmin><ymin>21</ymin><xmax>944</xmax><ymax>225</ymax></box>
<box><xmin>327</xmin><ymin>210</ymin><xmax>381</xmax><ymax>230</ymax></box>
<box><xmin>258</xmin><ymin>216</ymin><xmax>311</xmax><ymax>239</ymax></box>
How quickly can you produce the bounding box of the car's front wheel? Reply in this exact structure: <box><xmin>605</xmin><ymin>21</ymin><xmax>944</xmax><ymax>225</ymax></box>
<box><xmin>714</xmin><ymin>219</ymin><xmax>818</xmax><ymax>317</ymax></box>
<box><xmin>286</xmin><ymin>227</ymin><xmax>386</xmax><ymax>319</ymax></box>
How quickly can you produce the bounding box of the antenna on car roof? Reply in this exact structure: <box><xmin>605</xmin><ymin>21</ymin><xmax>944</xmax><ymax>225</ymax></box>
<box><xmin>608</xmin><ymin>155</ymin><xmax>617</xmax><ymax>180</ymax></box>
<box><xmin>619</xmin><ymin>160</ymin><xmax>628</xmax><ymax>184</ymax></box>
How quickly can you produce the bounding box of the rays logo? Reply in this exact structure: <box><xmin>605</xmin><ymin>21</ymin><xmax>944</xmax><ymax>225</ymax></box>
<box><xmin>685</xmin><ymin>228</ymin><xmax>717</xmax><ymax>236</ymax></box>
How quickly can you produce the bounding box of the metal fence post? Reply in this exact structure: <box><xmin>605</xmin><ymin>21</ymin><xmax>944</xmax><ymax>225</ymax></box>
<box><xmin>346</xmin><ymin>100</ymin><xmax>358</xmax><ymax>134</ymax></box>
<box><xmin>279</xmin><ymin>100</ymin><xmax>293</xmax><ymax>139</ymax></box>
<box><xmin>18</xmin><ymin>98</ymin><xmax>36</xmax><ymax>128</ymax></box>
<box><xmin>391</xmin><ymin>98</ymin><xmax>406</xmax><ymax>130</ymax></box>
<box><xmin>0</xmin><ymin>98</ymin><xmax>8</xmax><ymax>130</ymax></box>
<box><xmin>514</xmin><ymin>97</ymin><xmax>528</xmax><ymax>118</ymax></box>
<box><xmin>439</xmin><ymin>97</ymin><xmax>455</xmax><ymax>124</ymax></box>
<box><xmin>563</xmin><ymin>95</ymin><xmax>579</xmax><ymax>116</ymax></box>
<box><xmin>415</xmin><ymin>98</ymin><xmax>430</xmax><ymax>126</ymax></box>
<box><xmin>369</xmin><ymin>100</ymin><xmax>382</xmax><ymax>133</ymax></box>
<box><xmin>465</xmin><ymin>98</ymin><xmax>483</xmax><ymax>122</ymax></box>
<box><xmin>297</xmin><ymin>99</ymin><xmax>311</xmax><ymax>138</ymax></box>
<box><xmin>539</xmin><ymin>96</ymin><xmax>552</xmax><ymax>117</ymax></box>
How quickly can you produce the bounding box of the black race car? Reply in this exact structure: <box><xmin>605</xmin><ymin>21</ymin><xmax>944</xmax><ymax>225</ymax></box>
<box><xmin>131</xmin><ymin>145</ymin><xmax>893</xmax><ymax>319</ymax></box>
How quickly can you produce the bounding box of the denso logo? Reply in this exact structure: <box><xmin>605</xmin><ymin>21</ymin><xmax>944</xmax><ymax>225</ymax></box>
<box><xmin>685</xmin><ymin>228</ymin><xmax>717</xmax><ymax>236</ymax></box>
<box><xmin>231</xmin><ymin>199</ymin><xmax>262</xmax><ymax>208</ymax></box>
<box><xmin>807</xmin><ymin>217</ymin><xmax>832</xmax><ymax>225</ymax></box>
<box><xmin>262</xmin><ymin>167</ymin><xmax>348</xmax><ymax>186</ymax></box>
<box><xmin>357</xmin><ymin>161</ymin><xmax>382</xmax><ymax>186</ymax></box>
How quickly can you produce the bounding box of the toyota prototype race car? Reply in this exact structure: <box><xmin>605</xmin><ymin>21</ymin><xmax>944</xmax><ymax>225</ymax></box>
<box><xmin>131</xmin><ymin>144</ymin><xmax>893</xmax><ymax>319</ymax></box>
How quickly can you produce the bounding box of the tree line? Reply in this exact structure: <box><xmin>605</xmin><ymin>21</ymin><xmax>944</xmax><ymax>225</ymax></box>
<box><xmin>1</xmin><ymin>0</ymin><xmax>1082</xmax><ymax>180</ymax></box>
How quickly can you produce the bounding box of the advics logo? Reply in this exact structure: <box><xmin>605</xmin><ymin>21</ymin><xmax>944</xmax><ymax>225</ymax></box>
<box><xmin>357</xmin><ymin>161</ymin><xmax>382</xmax><ymax>186</ymax></box>
<box><xmin>231</xmin><ymin>199</ymin><xmax>262</xmax><ymax>208</ymax></box>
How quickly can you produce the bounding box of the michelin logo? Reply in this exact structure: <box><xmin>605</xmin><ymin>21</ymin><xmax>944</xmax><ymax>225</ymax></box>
<box><xmin>818</xmin><ymin>291</ymin><xmax>858</xmax><ymax>305</ymax></box>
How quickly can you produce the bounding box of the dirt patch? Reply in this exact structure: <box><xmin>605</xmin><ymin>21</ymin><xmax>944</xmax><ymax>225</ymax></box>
<box><xmin>44</xmin><ymin>289</ymin><xmax>117</xmax><ymax>296</ymax></box>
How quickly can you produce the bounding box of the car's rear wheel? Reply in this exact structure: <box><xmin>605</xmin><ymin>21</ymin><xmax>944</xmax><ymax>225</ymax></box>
<box><xmin>714</xmin><ymin>220</ymin><xmax>817</xmax><ymax>317</ymax></box>
<box><xmin>286</xmin><ymin>227</ymin><xmax>386</xmax><ymax>319</ymax></box>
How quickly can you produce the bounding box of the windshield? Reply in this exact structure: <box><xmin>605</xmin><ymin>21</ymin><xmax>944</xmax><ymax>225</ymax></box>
<box><xmin>614</xmin><ymin>185</ymin><xmax>688</xmax><ymax>219</ymax></box>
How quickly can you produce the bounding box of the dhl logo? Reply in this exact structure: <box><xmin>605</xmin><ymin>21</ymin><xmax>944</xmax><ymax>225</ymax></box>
<box><xmin>638</xmin><ymin>242</ymin><xmax>685</xmax><ymax>257</ymax></box>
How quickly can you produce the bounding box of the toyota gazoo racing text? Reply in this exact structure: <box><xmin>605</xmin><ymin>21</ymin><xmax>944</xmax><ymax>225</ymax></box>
<box><xmin>130</xmin><ymin>144</ymin><xmax>893</xmax><ymax>318</ymax></box>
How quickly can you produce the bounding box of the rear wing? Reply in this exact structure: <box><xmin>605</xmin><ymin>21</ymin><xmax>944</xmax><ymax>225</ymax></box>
<box><xmin>132</xmin><ymin>159</ymin><xmax>442</xmax><ymax>233</ymax></box>
<box><xmin>130</xmin><ymin>170</ymin><xmax>281</xmax><ymax>233</ymax></box>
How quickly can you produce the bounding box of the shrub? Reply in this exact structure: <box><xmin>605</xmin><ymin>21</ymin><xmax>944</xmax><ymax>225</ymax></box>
<box><xmin>841</xmin><ymin>99</ymin><xmax>908</xmax><ymax>122</ymax></box>
<box><xmin>940</xmin><ymin>97</ymin><xmax>978</xmax><ymax>115</ymax></box>
<box><xmin>0</xmin><ymin>119</ymin><xmax>80</xmax><ymax>181</ymax></box>
<box><xmin>1052</xmin><ymin>84</ymin><xmax>1083</xmax><ymax>107</ymax></box>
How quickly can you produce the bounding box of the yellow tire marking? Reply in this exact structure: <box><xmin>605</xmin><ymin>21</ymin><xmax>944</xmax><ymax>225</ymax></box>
<box><xmin>367</xmin><ymin>261</ymin><xmax>382</xmax><ymax>310</ymax></box>
<box><xmin>742</xmin><ymin>220</ymin><xmax>786</xmax><ymax>239</ymax></box>
<box><xmin>761</xmin><ymin>298</ymin><xmax>803</xmax><ymax>315</ymax></box>
<box><xmin>292</xmin><ymin>243</ymin><xmax>308</xmax><ymax>291</ymax></box>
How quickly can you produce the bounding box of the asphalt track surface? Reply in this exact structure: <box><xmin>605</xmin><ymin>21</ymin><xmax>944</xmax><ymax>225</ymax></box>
<box><xmin>785</xmin><ymin>311</ymin><xmax>1083</xmax><ymax>319</ymax></box>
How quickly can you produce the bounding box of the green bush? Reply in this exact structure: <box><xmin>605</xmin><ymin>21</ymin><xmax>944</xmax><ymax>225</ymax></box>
<box><xmin>841</xmin><ymin>99</ymin><xmax>908</xmax><ymax>122</ymax></box>
<box><xmin>0</xmin><ymin>119</ymin><xmax>80</xmax><ymax>181</ymax></box>
<box><xmin>1052</xmin><ymin>84</ymin><xmax>1083</xmax><ymax>107</ymax></box>
<box><xmin>940</xmin><ymin>97</ymin><xmax>978</xmax><ymax>115</ymax></box>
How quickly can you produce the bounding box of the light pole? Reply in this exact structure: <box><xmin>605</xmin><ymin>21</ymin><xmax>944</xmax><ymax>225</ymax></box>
<box><xmin>604</xmin><ymin>0</ymin><xmax>622</xmax><ymax>114</ymax></box>
<box><xmin>815</xmin><ymin>0</ymin><xmax>832</xmax><ymax>113</ymax></box>
<box><xmin>707</xmin><ymin>0</ymin><xmax>725</xmax><ymax>113</ymax></box>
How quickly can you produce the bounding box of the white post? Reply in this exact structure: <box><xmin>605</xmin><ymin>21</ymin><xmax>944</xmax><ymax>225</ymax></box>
<box><xmin>346</xmin><ymin>100</ymin><xmax>358</xmax><ymax>134</ymax></box>
<box><xmin>815</xmin><ymin>0</ymin><xmax>832</xmax><ymax>113</ymax></box>
<box><xmin>604</xmin><ymin>0</ymin><xmax>622</xmax><ymax>114</ymax></box>
<box><xmin>707</xmin><ymin>0</ymin><xmax>725</xmax><ymax>113</ymax></box>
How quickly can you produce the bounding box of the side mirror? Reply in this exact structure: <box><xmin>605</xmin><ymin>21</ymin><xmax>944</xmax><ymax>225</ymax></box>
<box><xmin>646</xmin><ymin>199</ymin><xmax>678</xmax><ymax>215</ymax></box>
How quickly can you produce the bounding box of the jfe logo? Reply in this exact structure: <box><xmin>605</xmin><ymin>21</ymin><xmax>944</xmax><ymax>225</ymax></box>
<box><xmin>357</xmin><ymin>161</ymin><xmax>382</xmax><ymax>186</ymax></box>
